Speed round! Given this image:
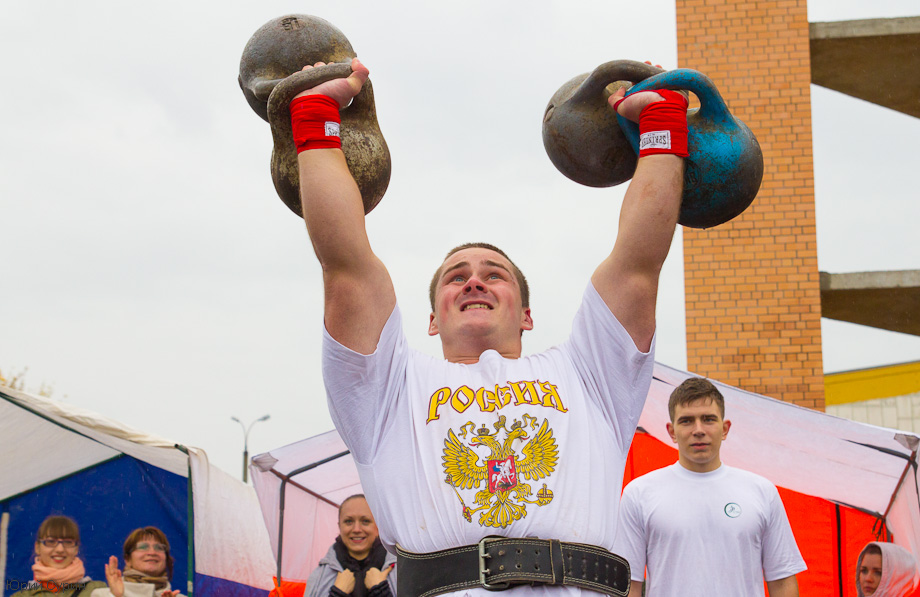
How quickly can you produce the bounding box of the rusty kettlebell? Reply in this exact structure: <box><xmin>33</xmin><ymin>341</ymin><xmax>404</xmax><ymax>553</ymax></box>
<box><xmin>616</xmin><ymin>69</ymin><xmax>763</xmax><ymax>229</ymax></box>
<box><xmin>239</xmin><ymin>15</ymin><xmax>390</xmax><ymax>217</ymax></box>
<box><xmin>542</xmin><ymin>60</ymin><xmax>664</xmax><ymax>188</ymax></box>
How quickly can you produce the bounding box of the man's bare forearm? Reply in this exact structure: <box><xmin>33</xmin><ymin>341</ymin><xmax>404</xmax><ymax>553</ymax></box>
<box><xmin>299</xmin><ymin>149</ymin><xmax>376</xmax><ymax>273</ymax></box>
<box><xmin>298</xmin><ymin>145</ymin><xmax>395</xmax><ymax>353</ymax></box>
<box><xmin>591</xmin><ymin>153</ymin><xmax>682</xmax><ymax>351</ymax></box>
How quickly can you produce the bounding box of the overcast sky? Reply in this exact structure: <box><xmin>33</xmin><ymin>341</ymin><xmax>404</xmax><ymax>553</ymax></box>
<box><xmin>2</xmin><ymin>0</ymin><xmax>918</xmax><ymax>479</ymax></box>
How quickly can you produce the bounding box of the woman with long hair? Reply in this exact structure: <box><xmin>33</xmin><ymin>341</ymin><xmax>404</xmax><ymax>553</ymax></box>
<box><xmin>11</xmin><ymin>515</ymin><xmax>105</xmax><ymax>597</ymax></box>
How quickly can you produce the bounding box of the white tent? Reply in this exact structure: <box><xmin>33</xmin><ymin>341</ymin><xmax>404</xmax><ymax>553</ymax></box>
<box><xmin>0</xmin><ymin>384</ymin><xmax>276</xmax><ymax>597</ymax></box>
<box><xmin>250</xmin><ymin>430</ymin><xmax>360</xmax><ymax>594</ymax></box>
<box><xmin>251</xmin><ymin>362</ymin><xmax>920</xmax><ymax>597</ymax></box>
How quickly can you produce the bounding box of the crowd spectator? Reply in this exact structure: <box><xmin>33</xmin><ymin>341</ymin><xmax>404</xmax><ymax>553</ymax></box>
<box><xmin>304</xmin><ymin>495</ymin><xmax>395</xmax><ymax>597</ymax></box>
<box><xmin>91</xmin><ymin>527</ymin><xmax>183</xmax><ymax>597</ymax></box>
<box><xmin>11</xmin><ymin>515</ymin><xmax>105</xmax><ymax>597</ymax></box>
<box><xmin>857</xmin><ymin>542</ymin><xmax>919</xmax><ymax>596</ymax></box>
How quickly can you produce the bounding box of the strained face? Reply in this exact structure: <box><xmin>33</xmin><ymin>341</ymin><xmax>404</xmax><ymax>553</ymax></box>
<box><xmin>429</xmin><ymin>248</ymin><xmax>531</xmax><ymax>344</ymax></box>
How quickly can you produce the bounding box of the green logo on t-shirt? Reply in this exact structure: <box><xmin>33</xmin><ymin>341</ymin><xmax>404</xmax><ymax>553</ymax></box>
<box><xmin>724</xmin><ymin>502</ymin><xmax>742</xmax><ymax>518</ymax></box>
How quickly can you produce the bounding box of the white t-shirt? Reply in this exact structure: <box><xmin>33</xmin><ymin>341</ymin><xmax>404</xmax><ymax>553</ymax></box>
<box><xmin>614</xmin><ymin>463</ymin><xmax>807</xmax><ymax>597</ymax></box>
<box><xmin>323</xmin><ymin>284</ymin><xmax>654</xmax><ymax>597</ymax></box>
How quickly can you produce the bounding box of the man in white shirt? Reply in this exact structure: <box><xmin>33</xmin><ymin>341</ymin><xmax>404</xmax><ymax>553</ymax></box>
<box><xmin>291</xmin><ymin>57</ymin><xmax>690</xmax><ymax>597</ymax></box>
<box><xmin>614</xmin><ymin>377</ymin><xmax>807</xmax><ymax>597</ymax></box>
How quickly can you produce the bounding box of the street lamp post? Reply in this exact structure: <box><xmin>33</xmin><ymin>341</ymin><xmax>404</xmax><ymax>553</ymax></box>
<box><xmin>231</xmin><ymin>414</ymin><xmax>270</xmax><ymax>483</ymax></box>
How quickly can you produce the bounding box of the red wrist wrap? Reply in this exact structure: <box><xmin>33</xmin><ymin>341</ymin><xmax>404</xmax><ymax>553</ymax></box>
<box><xmin>290</xmin><ymin>95</ymin><xmax>342</xmax><ymax>152</ymax></box>
<box><xmin>637</xmin><ymin>90</ymin><xmax>689</xmax><ymax>158</ymax></box>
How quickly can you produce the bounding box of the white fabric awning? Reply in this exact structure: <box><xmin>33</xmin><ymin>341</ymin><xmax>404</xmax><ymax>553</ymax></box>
<box><xmin>647</xmin><ymin>364</ymin><xmax>918</xmax><ymax>518</ymax></box>
<box><xmin>1</xmin><ymin>383</ymin><xmax>276</xmax><ymax>594</ymax></box>
<box><xmin>251</xmin><ymin>429</ymin><xmax>361</xmax><ymax>583</ymax></box>
<box><xmin>0</xmin><ymin>385</ymin><xmax>190</xmax><ymax>501</ymax></box>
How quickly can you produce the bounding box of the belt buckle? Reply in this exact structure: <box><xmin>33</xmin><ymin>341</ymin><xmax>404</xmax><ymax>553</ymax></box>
<box><xmin>478</xmin><ymin>536</ymin><xmax>511</xmax><ymax>591</ymax></box>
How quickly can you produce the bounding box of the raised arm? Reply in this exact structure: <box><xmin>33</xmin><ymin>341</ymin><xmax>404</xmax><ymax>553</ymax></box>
<box><xmin>590</xmin><ymin>86</ymin><xmax>685</xmax><ymax>353</ymax></box>
<box><xmin>295</xmin><ymin>58</ymin><xmax>396</xmax><ymax>354</ymax></box>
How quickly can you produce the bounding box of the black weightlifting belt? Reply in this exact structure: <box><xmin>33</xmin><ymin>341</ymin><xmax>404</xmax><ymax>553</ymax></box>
<box><xmin>396</xmin><ymin>537</ymin><xmax>630</xmax><ymax>597</ymax></box>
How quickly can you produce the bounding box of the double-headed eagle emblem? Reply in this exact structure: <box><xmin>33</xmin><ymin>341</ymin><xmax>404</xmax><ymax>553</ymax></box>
<box><xmin>442</xmin><ymin>414</ymin><xmax>558</xmax><ymax>528</ymax></box>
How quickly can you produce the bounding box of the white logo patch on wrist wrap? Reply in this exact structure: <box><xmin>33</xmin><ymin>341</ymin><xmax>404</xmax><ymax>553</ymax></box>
<box><xmin>324</xmin><ymin>121</ymin><xmax>340</xmax><ymax>137</ymax></box>
<box><xmin>639</xmin><ymin>130</ymin><xmax>671</xmax><ymax>151</ymax></box>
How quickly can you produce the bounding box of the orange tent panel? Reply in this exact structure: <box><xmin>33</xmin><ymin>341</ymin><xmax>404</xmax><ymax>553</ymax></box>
<box><xmin>270</xmin><ymin>578</ymin><xmax>307</xmax><ymax>597</ymax></box>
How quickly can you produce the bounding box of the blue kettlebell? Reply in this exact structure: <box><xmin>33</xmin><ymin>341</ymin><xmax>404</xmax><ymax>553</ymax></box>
<box><xmin>616</xmin><ymin>69</ymin><xmax>763</xmax><ymax>229</ymax></box>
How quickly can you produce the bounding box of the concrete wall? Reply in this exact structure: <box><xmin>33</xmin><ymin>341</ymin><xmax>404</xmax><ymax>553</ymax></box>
<box><xmin>827</xmin><ymin>391</ymin><xmax>920</xmax><ymax>434</ymax></box>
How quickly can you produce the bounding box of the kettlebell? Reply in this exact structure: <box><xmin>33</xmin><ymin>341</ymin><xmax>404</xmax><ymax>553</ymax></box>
<box><xmin>543</xmin><ymin>60</ymin><xmax>664</xmax><ymax>188</ymax></box>
<box><xmin>617</xmin><ymin>69</ymin><xmax>763</xmax><ymax>229</ymax></box>
<box><xmin>239</xmin><ymin>15</ymin><xmax>390</xmax><ymax>217</ymax></box>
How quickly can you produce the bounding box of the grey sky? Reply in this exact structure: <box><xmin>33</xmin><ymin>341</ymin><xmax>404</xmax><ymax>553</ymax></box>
<box><xmin>1</xmin><ymin>0</ymin><xmax>918</xmax><ymax>478</ymax></box>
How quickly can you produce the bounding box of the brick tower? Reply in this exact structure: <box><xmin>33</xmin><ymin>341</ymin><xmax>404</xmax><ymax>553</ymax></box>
<box><xmin>676</xmin><ymin>0</ymin><xmax>825</xmax><ymax>409</ymax></box>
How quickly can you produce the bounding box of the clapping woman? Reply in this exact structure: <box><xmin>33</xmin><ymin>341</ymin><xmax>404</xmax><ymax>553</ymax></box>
<box><xmin>91</xmin><ymin>527</ymin><xmax>183</xmax><ymax>597</ymax></box>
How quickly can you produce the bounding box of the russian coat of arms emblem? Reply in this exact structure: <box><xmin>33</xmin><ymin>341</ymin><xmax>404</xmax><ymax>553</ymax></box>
<box><xmin>441</xmin><ymin>414</ymin><xmax>558</xmax><ymax>528</ymax></box>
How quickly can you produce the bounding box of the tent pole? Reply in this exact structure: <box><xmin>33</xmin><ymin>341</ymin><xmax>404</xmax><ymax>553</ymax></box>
<box><xmin>284</xmin><ymin>450</ymin><xmax>351</xmax><ymax>480</ymax></box>
<box><xmin>176</xmin><ymin>444</ymin><xmax>195</xmax><ymax>597</ymax></box>
<box><xmin>878</xmin><ymin>448</ymin><xmax>918</xmax><ymax>538</ymax></box>
<box><xmin>277</xmin><ymin>477</ymin><xmax>287</xmax><ymax>589</ymax></box>
<box><xmin>274</xmin><ymin>450</ymin><xmax>351</xmax><ymax>589</ymax></box>
<box><xmin>269</xmin><ymin>469</ymin><xmax>341</xmax><ymax>509</ymax></box>
<box><xmin>835</xmin><ymin>504</ymin><xmax>843</xmax><ymax>597</ymax></box>
<box><xmin>1</xmin><ymin>511</ymin><xmax>8</xmax><ymax>596</ymax></box>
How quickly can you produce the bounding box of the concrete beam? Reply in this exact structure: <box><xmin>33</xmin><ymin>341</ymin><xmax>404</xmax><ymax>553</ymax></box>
<box><xmin>820</xmin><ymin>270</ymin><xmax>920</xmax><ymax>336</ymax></box>
<box><xmin>810</xmin><ymin>16</ymin><xmax>920</xmax><ymax>118</ymax></box>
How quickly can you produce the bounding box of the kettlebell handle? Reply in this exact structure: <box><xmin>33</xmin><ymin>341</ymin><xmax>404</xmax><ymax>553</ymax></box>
<box><xmin>572</xmin><ymin>60</ymin><xmax>664</xmax><ymax>103</ymax></box>
<box><xmin>623</xmin><ymin>68</ymin><xmax>729</xmax><ymax>123</ymax></box>
<box><xmin>267</xmin><ymin>61</ymin><xmax>354</xmax><ymax>124</ymax></box>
